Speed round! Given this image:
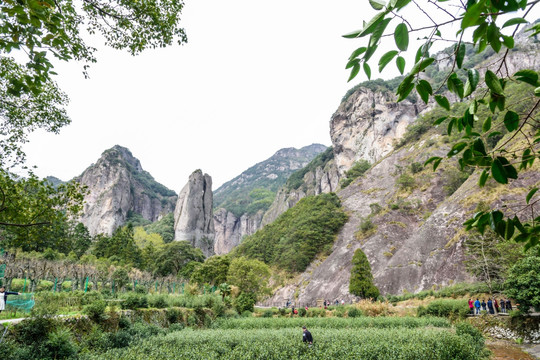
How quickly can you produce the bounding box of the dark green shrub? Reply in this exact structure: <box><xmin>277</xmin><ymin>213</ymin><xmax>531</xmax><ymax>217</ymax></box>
<box><xmin>44</xmin><ymin>328</ymin><xmax>78</xmax><ymax>359</ymax></box>
<box><xmin>262</xmin><ymin>310</ymin><xmax>274</xmax><ymax>318</ymax></box>
<box><xmin>234</xmin><ymin>293</ymin><xmax>256</xmax><ymax>313</ymax></box>
<box><xmin>417</xmin><ymin>299</ymin><xmax>469</xmax><ymax>319</ymax></box>
<box><xmin>167</xmin><ymin>308</ymin><xmax>182</xmax><ymax>324</ymax></box>
<box><xmin>120</xmin><ymin>293</ymin><xmax>148</xmax><ymax>310</ymax></box>
<box><xmin>81</xmin><ymin>291</ymin><xmax>104</xmax><ymax>305</ymax></box>
<box><xmin>148</xmin><ymin>295</ymin><xmax>168</xmax><ymax>309</ymax></box>
<box><xmin>347</xmin><ymin>307</ymin><xmax>362</xmax><ymax>318</ymax></box>
<box><xmin>168</xmin><ymin>323</ymin><xmax>185</xmax><ymax>332</ymax></box>
<box><xmin>349</xmin><ymin>249</ymin><xmax>380</xmax><ymax>299</ymax></box>
<box><xmin>397</xmin><ymin>173</ymin><xmax>415</xmax><ymax>189</ymax></box>
<box><xmin>298</xmin><ymin>308</ymin><xmax>307</xmax><ymax>317</ymax></box>
<box><xmin>456</xmin><ymin>322</ymin><xmax>485</xmax><ymax>353</ymax></box>
<box><xmin>410</xmin><ymin>162</ymin><xmax>423</xmax><ymax>174</ymax></box>
<box><xmin>84</xmin><ymin>300</ymin><xmax>107</xmax><ymax>323</ymax></box>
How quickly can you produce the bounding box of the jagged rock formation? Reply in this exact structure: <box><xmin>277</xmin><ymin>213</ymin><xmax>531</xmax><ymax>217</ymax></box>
<box><xmin>213</xmin><ymin>208</ymin><xmax>264</xmax><ymax>255</ymax></box>
<box><xmin>213</xmin><ymin>144</ymin><xmax>327</xmax><ymax>254</ymax></box>
<box><xmin>78</xmin><ymin>146</ymin><xmax>177</xmax><ymax>236</ymax></box>
<box><xmin>174</xmin><ymin>170</ymin><xmax>215</xmax><ymax>257</ymax></box>
<box><xmin>264</xmin><ymin>31</ymin><xmax>540</xmax><ymax>303</ymax></box>
<box><xmin>330</xmin><ymin>88</ymin><xmax>425</xmax><ymax>175</ymax></box>
<box><xmin>262</xmin><ymin>152</ymin><xmax>341</xmax><ymax>226</ymax></box>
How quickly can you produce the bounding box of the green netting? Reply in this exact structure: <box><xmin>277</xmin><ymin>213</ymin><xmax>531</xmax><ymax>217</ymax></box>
<box><xmin>6</xmin><ymin>293</ymin><xmax>35</xmax><ymax>313</ymax></box>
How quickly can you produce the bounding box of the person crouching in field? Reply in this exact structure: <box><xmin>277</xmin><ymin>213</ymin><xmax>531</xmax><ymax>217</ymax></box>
<box><xmin>0</xmin><ymin>286</ymin><xmax>20</xmax><ymax>313</ymax></box>
<box><xmin>302</xmin><ymin>326</ymin><xmax>313</xmax><ymax>347</ymax></box>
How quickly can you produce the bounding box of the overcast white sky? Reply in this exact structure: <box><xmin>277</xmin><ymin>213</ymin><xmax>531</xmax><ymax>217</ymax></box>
<box><xmin>21</xmin><ymin>1</ymin><xmax>539</xmax><ymax>191</ymax></box>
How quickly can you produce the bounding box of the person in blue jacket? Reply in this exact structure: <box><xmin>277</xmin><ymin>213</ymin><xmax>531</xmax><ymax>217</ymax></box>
<box><xmin>487</xmin><ymin>299</ymin><xmax>495</xmax><ymax>314</ymax></box>
<box><xmin>474</xmin><ymin>299</ymin><xmax>481</xmax><ymax>315</ymax></box>
<box><xmin>0</xmin><ymin>286</ymin><xmax>20</xmax><ymax>313</ymax></box>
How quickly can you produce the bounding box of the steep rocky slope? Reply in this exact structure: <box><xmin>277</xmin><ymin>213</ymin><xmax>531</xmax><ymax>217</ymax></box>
<box><xmin>77</xmin><ymin>146</ymin><xmax>177</xmax><ymax>236</ymax></box>
<box><xmin>265</xmin><ymin>32</ymin><xmax>540</xmax><ymax>303</ymax></box>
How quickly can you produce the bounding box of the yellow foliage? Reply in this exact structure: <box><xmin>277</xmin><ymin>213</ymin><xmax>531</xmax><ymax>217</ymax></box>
<box><xmin>134</xmin><ymin>226</ymin><xmax>164</xmax><ymax>249</ymax></box>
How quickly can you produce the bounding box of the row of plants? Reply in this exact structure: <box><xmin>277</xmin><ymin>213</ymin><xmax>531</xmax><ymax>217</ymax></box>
<box><xmin>212</xmin><ymin>316</ymin><xmax>450</xmax><ymax>330</ymax></box>
<box><xmin>80</xmin><ymin>324</ymin><xmax>487</xmax><ymax>360</ymax></box>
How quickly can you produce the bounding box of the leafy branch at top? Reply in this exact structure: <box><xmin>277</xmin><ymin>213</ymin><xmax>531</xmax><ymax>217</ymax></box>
<box><xmin>344</xmin><ymin>0</ymin><xmax>540</xmax><ymax>251</ymax></box>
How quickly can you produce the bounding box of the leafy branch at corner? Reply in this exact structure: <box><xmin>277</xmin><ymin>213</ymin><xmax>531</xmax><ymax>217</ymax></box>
<box><xmin>344</xmin><ymin>0</ymin><xmax>540</xmax><ymax>250</ymax></box>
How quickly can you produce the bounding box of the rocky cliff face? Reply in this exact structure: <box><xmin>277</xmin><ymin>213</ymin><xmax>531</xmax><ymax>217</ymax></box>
<box><xmin>265</xmin><ymin>34</ymin><xmax>540</xmax><ymax>303</ymax></box>
<box><xmin>174</xmin><ymin>170</ymin><xmax>215</xmax><ymax>257</ymax></box>
<box><xmin>213</xmin><ymin>208</ymin><xmax>264</xmax><ymax>255</ymax></box>
<box><xmin>262</xmin><ymin>156</ymin><xmax>341</xmax><ymax>226</ymax></box>
<box><xmin>78</xmin><ymin>146</ymin><xmax>176</xmax><ymax>236</ymax></box>
<box><xmin>212</xmin><ymin>144</ymin><xmax>327</xmax><ymax>254</ymax></box>
<box><xmin>330</xmin><ymin>89</ymin><xmax>424</xmax><ymax>175</ymax></box>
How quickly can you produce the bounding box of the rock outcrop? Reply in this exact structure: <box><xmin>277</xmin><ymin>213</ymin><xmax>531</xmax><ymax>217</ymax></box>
<box><xmin>78</xmin><ymin>146</ymin><xmax>176</xmax><ymax>236</ymax></box>
<box><xmin>330</xmin><ymin>88</ymin><xmax>424</xmax><ymax>175</ymax></box>
<box><xmin>265</xmin><ymin>31</ymin><xmax>540</xmax><ymax>303</ymax></box>
<box><xmin>213</xmin><ymin>209</ymin><xmax>264</xmax><ymax>255</ymax></box>
<box><xmin>174</xmin><ymin>170</ymin><xmax>215</xmax><ymax>257</ymax></box>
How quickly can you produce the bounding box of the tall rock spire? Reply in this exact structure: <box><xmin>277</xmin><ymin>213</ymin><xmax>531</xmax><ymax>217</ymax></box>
<box><xmin>173</xmin><ymin>170</ymin><xmax>215</xmax><ymax>257</ymax></box>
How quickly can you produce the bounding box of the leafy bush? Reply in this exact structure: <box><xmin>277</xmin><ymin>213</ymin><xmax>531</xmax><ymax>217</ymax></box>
<box><xmin>349</xmin><ymin>249</ymin><xmax>380</xmax><ymax>299</ymax></box>
<box><xmin>417</xmin><ymin>299</ymin><xmax>469</xmax><ymax>319</ymax></box>
<box><xmin>456</xmin><ymin>322</ymin><xmax>485</xmax><ymax>354</ymax></box>
<box><xmin>298</xmin><ymin>308</ymin><xmax>307</xmax><ymax>317</ymax></box>
<box><xmin>347</xmin><ymin>307</ymin><xmax>362</xmax><ymax>318</ymax></box>
<box><xmin>148</xmin><ymin>295</ymin><xmax>168</xmax><ymax>309</ymax></box>
<box><xmin>44</xmin><ymin>328</ymin><xmax>78</xmax><ymax>359</ymax></box>
<box><xmin>340</xmin><ymin>160</ymin><xmax>371</xmax><ymax>188</ymax></box>
<box><xmin>120</xmin><ymin>293</ymin><xmax>148</xmax><ymax>310</ymax></box>
<box><xmin>262</xmin><ymin>310</ymin><xmax>274</xmax><ymax>318</ymax></box>
<box><xmin>505</xmin><ymin>256</ymin><xmax>540</xmax><ymax>313</ymax></box>
<box><xmin>234</xmin><ymin>293</ymin><xmax>256</xmax><ymax>313</ymax></box>
<box><xmin>84</xmin><ymin>300</ymin><xmax>107</xmax><ymax>323</ymax></box>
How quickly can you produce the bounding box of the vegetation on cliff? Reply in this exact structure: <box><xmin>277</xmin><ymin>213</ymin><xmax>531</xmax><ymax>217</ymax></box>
<box><xmin>231</xmin><ymin>193</ymin><xmax>347</xmax><ymax>273</ymax></box>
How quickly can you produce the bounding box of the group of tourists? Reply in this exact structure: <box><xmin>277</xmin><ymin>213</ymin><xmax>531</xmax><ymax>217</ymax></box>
<box><xmin>468</xmin><ymin>298</ymin><xmax>512</xmax><ymax>315</ymax></box>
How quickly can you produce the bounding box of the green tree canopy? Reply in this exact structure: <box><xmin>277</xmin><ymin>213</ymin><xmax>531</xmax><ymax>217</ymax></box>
<box><xmin>190</xmin><ymin>255</ymin><xmax>231</xmax><ymax>286</ymax></box>
<box><xmin>227</xmin><ymin>257</ymin><xmax>270</xmax><ymax>298</ymax></box>
<box><xmin>349</xmin><ymin>248</ymin><xmax>380</xmax><ymax>299</ymax></box>
<box><xmin>152</xmin><ymin>241</ymin><xmax>204</xmax><ymax>277</ymax></box>
<box><xmin>504</xmin><ymin>256</ymin><xmax>540</xmax><ymax>313</ymax></box>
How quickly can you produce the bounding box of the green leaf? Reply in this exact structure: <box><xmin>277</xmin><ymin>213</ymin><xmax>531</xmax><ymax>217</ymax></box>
<box><xmin>369</xmin><ymin>0</ymin><xmax>386</xmax><ymax>10</ymax></box>
<box><xmin>416</xmin><ymin>80</ymin><xmax>432</xmax><ymax>104</ymax></box>
<box><xmin>396</xmin><ymin>56</ymin><xmax>405</xmax><ymax>75</ymax></box>
<box><xmin>364</xmin><ymin>44</ymin><xmax>378</xmax><ymax>62</ymax></box>
<box><xmin>502</xmin><ymin>35</ymin><xmax>514</xmax><ymax>49</ymax></box>
<box><xmin>447</xmin><ymin>73</ymin><xmax>464</xmax><ymax>99</ymax></box>
<box><xmin>435</xmin><ymin>95</ymin><xmax>450</xmax><ymax>111</ymax></box>
<box><xmin>359</xmin><ymin>12</ymin><xmax>386</xmax><ymax>38</ymax></box>
<box><xmin>478</xmin><ymin>169</ymin><xmax>489</xmax><ymax>187</ymax></box>
<box><xmin>514</xmin><ymin>70</ymin><xmax>539</xmax><ymax>87</ymax></box>
<box><xmin>491</xmin><ymin>158</ymin><xmax>508</xmax><ymax>184</ymax></box>
<box><xmin>447</xmin><ymin>142</ymin><xmax>467</xmax><ymax>157</ymax></box>
<box><xmin>456</xmin><ymin>43</ymin><xmax>466</xmax><ymax>69</ymax></box>
<box><xmin>526</xmin><ymin>188</ymin><xmax>538</xmax><ymax>204</ymax></box>
<box><xmin>346</xmin><ymin>59</ymin><xmax>360</xmax><ymax>69</ymax></box>
<box><xmin>378</xmin><ymin>50</ymin><xmax>399</xmax><ymax>72</ymax></box>
<box><xmin>394</xmin><ymin>23</ymin><xmax>409</xmax><ymax>51</ymax></box>
<box><xmin>485</xmin><ymin>70</ymin><xmax>504</xmax><ymax>95</ymax></box>
<box><xmin>348</xmin><ymin>63</ymin><xmax>360</xmax><ymax>82</ymax></box>
<box><xmin>502</xmin><ymin>17</ymin><xmax>528</xmax><ymax>28</ymax></box>
<box><xmin>349</xmin><ymin>47</ymin><xmax>367</xmax><ymax>60</ymax></box>
<box><xmin>410</xmin><ymin>57</ymin><xmax>434</xmax><ymax>75</ymax></box>
<box><xmin>464</xmin><ymin>69</ymin><xmax>480</xmax><ymax>97</ymax></box>
<box><xmin>498</xmin><ymin>156</ymin><xmax>518</xmax><ymax>179</ymax></box>
<box><xmin>505</xmin><ymin>220</ymin><xmax>515</xmax><ymax>240</ymax></box>
<box><xmin>396</xmin><ymin>75</ymin><xmax>414</xmax><ymax>102</ymax></box>
<box><xmin>433</xmin><ymin>116</ymin><xmax>447</xmax><ymax>126</ymax></box>
<box><xmin>503</xmin><ymin>111</ymin><xmax>519</xmax><ymax>132</ymax></box>
<box><xmin>536</xmin><ymin>87</ymin><xmax>540</xmax><ymax>96</ymax></box>
<box><xmin>370</xmin><ymin>18</ymin><xmax>392</xmax><ymax>47</ymax></box>
<box><xmin>364</xmin><ymin>62</ymin><xmax>372</xmax><ymax>80</ymax></box>
<box><xmin>424</xmin><ymin>156</ymin><xmax>443</xmax><ymax>171</ymax></box>
<box><xmin>461</xmin><ymin>0</ymin><xmax>484</xmax><ymax>29</ymax></box>
<box><xmin>482</xmin><ymin>116</ymin><xmax>492</xmax><ymax>132</ymax></box>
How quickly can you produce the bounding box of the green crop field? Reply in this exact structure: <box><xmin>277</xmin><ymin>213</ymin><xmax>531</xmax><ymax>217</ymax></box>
<box><xmin>81</xmin><ymin>317</ymin><xmax>486</xmax><ymax>360</ymax></box>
